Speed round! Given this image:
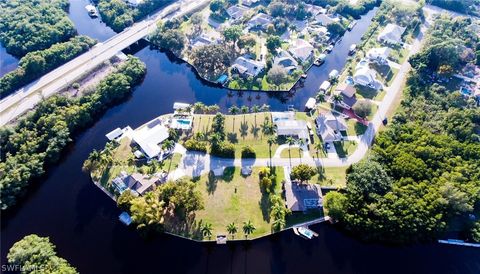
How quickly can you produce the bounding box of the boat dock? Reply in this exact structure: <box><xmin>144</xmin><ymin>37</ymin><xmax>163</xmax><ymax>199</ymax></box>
<box><xmin>292</xmin><ymin>217</ymin><xmax>330</xmax><ymax>239</ymax></box>
<box><xmin>438</xmin><ymin>239</ymin><xmax>480</xmax><ymax>248</ymax></box>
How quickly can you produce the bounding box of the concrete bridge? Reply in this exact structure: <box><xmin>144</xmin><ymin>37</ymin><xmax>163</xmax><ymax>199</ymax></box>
<box><xmin>0</xmin><ymin>0</ymin><xmax>210</xmax><ymax>126</ymax></box>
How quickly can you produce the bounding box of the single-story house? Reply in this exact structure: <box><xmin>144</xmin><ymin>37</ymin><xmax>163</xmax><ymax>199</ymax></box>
<box><xmin>106</xmin><ymin>127</ymin><xmax>124</xmax><ymax>141</ymax></box>
<box><xmin>191</xmin><ymin>33</ymin><xmax>218</xmax><ymax>49</ymax></box>
<box><xmin>335</xmin><ymin>83</ymin><xmax>356</xmax><ymax>98</ymax></box>
<box><xmin>315</xmin><ymin>13</ymin><xmax>340</xmax><ymax>26</ymax></box>
<box><xmin>231</xmin><ymin>56</ymin><xmax>265</xmax><ymax>78</ymax></box>
<box><xmin>304</xmin><ymin>4</ymin><xmax>327</xmax><ymax>17</ymax></box>
<box><xmin>289</xmin><ymin>39</ymin><xmax>314</xmax><ymax>63</ymax></box>
<box><xmin>112</xmin><ymin>171</ymin><xmax>159</xmax><ymax>195</ymax></box>
<box><xmin>273</xmin><ymin>50</ymin><xmax>298</xmax><ymax>74</ymax></box>
<box><xmin>316</xmin><ymin>114</ymin><xmax>347</xmax><ymax>142</ymax></box>
<box><xmin>242</xmin><ymin>0</ymin><xmax>260</xmax><ymax>7</ymax></box>
<box><xmin>227</xmin><ymin>5</ymin><xmax>249</xmax><ymax>21</ymax></box>
<box><xmin>246</xmin><ymin>13</ymin><xmax>272</xmax><ymax>30</ymax></box>
<box><xmin>377</xmin><ymin>23</ymin><xmax>406</xmax><ymax>45</ymax></box>
<box><xmin>124</xmin><ymin>0</ymin><xmax>144</xmax><ymax>7</ymax></box>
<box><xmin>353</xmin><ymin>59</ymin><xmax>379</xmax><ymax>88</ymax></box>
<box><xmin>292</xmin><ymin>20</ymin><xmax>308</xmax><ymax>34</ymax></box>
<box><xmin>276</xmin><ymin>119</ymin><xmax>310</xmax><ymax>141</ymax></box>
<box><xmin>366</xmin><ymin>47</ymin><xmax>391</xmax><ymax>64</ymax></box>
<box><xmin>284</xmin><ymin>181</ymin><xmax>323</xmax><ymax>212</ymax></box>
<box><xmin>132</xmin><ymin>118</ymin><xmax>170</xmax><ymax>159</ymax></box>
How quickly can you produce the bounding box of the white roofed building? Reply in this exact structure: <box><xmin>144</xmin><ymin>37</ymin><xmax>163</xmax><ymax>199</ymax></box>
<box><xmin>132</xmin><ymin>118</ymin><xmax>169</xmax><ymax>159</ymax></box>
<box><xmin>316</xmin><ymin>114</ymin><xmax>347</xmax><ymax>142</ymax></box>
<box><xmin>289</xmin><ymin>39</ymin><xmax>314</xmax><ymax>63</ymax></box>
<box><xmin>231</xmin><ymin>56</ymin><xmax>265</xmax><ymax>78</ymax></box>
<box><xmin>227</xmin><ymin>5</ymin><xmax>249</xmax><ymax>21</ymax></box>
<box><xmin>377</xmin><ymin>23</ymin><xmax>406</xmax><ymax>45</ymax></box>
<box><xmin>276</xmin><ymin>120</ymin><xmax>309</xmax><ymax>141</ymax></box>
<box><xmin>366</xmin><ymin>47</ymin><xmax>391</xmax><ymax>64</ymax></box>
<box><xmin>124</xmin><ymin>0</ymin><xmax>144</xmax><ymax>7</ymax></box>
<box><xmin>246</xmin><ymin>13</ymin><xmax>272</xmax><ymax>30</ymax></box>
<box><xmin>353</xmin><ymin>59</ymin><xmax>380</xmax><ymax>88</ymax></box>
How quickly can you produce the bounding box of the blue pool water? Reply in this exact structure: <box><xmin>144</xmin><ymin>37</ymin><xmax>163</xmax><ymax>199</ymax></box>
<box><xmin>345</xmin><ymin>76</ymin><xmax>354</xmax><ymax>85</ymax></box>
<box><xmin>177</xmin><ymin>119</ymin><xmax>191</xmax><ymax>125</ymax></box>
<box><xmin>460</xmin><ymin>87</ymin><xmax>472</xmax><ymax>96</ymax></box>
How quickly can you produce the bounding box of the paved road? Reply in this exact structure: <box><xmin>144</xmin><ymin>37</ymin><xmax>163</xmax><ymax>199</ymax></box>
<box><xmin>0</xmin><ymin>0</ymin><xmax>210</xmax><ymax>126</ymax></box>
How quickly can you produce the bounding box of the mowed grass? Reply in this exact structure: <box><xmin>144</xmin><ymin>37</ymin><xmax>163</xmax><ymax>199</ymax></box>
<box><xmin>311</xmin><ymin>166</ymin><xmax>349</xmax><ymax>187</ymax></box>
<box><xmin>333</xmin><ymin>141</ymin><xmax>358</xmax><ymax>158</ymax></box>
<box><xmin>192</xmin><ymin>113</ymin><xmax>278</xmax><ymax>158</ymax></box>
<box><xmin>194</xmin><ymin>167</ymin><xmax>285</xmax><ymax>239</ymax></box>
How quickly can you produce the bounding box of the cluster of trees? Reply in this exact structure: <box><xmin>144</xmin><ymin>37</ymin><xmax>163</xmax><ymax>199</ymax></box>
<box><xmin>0</xmin><ymin>57</ymin><xmax>146</xmax><ymax>210</ymax></box>
<box><xmin>117</xmin><ymin>179</ymin><xmax>204</xmax><ymax>234</ymax></box>
<box><xmin>324</xmin><ymin>16</ymin><xmax>480</xmax><ymax>243</ymax></box>
<box><xmin>290</xmin><ymin>164</ymin><xmax>316</xmax><ymax>183</ymax></box>
<box><xmin>191</xmin><ymin>44</ymin><xmax>231</xmax><ymax>80</ymax></box>
<box><xmin>335</xmin><ymin>0</ymin><xmax>381</xmax><ymax>19</ymax></box>
<box><xmin>267</xmin><ymin>1</ymin><xmax>311</xmax><ymax>20</ymax></box>
<box><xmin>409</xmin><ymin>15</ymin><xmax>480</xmax><ymax>79</ymax></box>
<box><xmin>0</xmin><ymin>0</ymin><xmax>76</xmax><ymax>57</ymax></box>
<box><xmin>97</xmin><ymin>0</ymin><xmax>169</xmax><ymax>32</ymax></box>
<box><xmin>431</xmin><ymin>0</ymin><xmax>479</xmax><ymax>16</ymax></box>
<box><xmin>209</xmin><ymin>113</ymin><xmax>236</xmax><ymax>157</ymax></box>
<box><xmin>7</xmin><ymin>235</ymin><xmax>77</xmax><ymax>273</ymax></box>
<box><xmin>258</xmin><ymin>167</ymin><xmax>290</xmax><ymax>232</ymax></box>
<box><xmin>0</xmin><ymin>36</ymin><xmax>97</xmax><ymax>98</ymax></box>
<box><xmin>352</xmin><ymin>100</ymin><xmax>373</xmax><ymax>119</ymax></box>
<box><xmin>150</xmin><ymin>19</ymin><xmax>186</xmax><ymax>56</ymax></box>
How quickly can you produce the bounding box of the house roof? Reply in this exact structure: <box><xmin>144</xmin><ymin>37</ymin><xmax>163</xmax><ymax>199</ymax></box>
<box><xmin>191</xmin><ymin>33</ymin><xmax>217</xmax><ymax>48</ymax></box>
<box><xmin>335</xmin><ymin>83</ymin><xmax>356</xmax><ymax>97</ymax></box>
<box><xmin>366</xmin><ymin>47</ymin><xmax>391</xmax><ymax>61</ymax></box>
<box><xmin>247</xmin><ymin>13</ymin><xmax>272</xmax><ymax>29</ymax></box>
<box><xmin>284</xmin><ymin>181</ymin><xmax>323</xmax><ymax>212</ymax></box>
<box><xmin>242</xmin><ymin>0</ymin><xmax>259</xmax><ymax>6</ymax></box>
<box><xmin>132</xmin><ymin>119</ymin><xmax>169</xmax><ymax>158</ymax></box>
<box><xmin>106</xmin><ymin>128</ymin><xmax>123</xmax><ymax>141</ymax></box>
<box><xmin>377</xmin><ymin>23</ymin><xmax>406</xmax><ymax>44</ymax></box>
<box><xmin>315</xmin><ymin>13</ymin><xmax>339</xmax><ymax>26</ymax></box>
<box><xmin>231</xmin><ymin>56</ymin><xmax>265</xmax><ymax>77</ymax></box>
<box><xmin>125</xmin><ymin>0</ymin><xmax>144</xmax><ymax>5</ymax></box>
<box><xmin>304</xmin><ymin>4</ymin><xmax>326</xmax><ymax>16</ymax></box>
<box><xmin>274</xmin><ymin>50</ymin><xmax>298</xmax><ymax>71</ymax></box>
<box><xmin>227</xmin><ymin>5</ymin><xmax>249</xmax><ymax>20</ymax></box>
<box><xmin>316</xmin><ymin>114</ymin><xmax>347</xmax><ymax>142</ymax></box>
<box><xmin>289</xmin><ymin>39</ymin><xmax>314</xmax><ymax>62</ymax></box>
<box><xmin>276</xmin><ymin>119</ymin><xmax>309</xmax><ymax>139</ymax></box>
<box><xmin>354</xmin><ymin>67</ymin><xmax>377</xmax><ymax>86</ymax></box>
<box><xmin>124</xmin><ymin>173</ymin><xmax>159</xmax><ymax>195</ymax></box>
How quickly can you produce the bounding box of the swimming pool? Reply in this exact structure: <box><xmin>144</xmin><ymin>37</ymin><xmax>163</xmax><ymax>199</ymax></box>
<box><xmin>345</xmin><ymin>76</ymin><xmax>354</xmax><ymax>85</ymax></box>
<box><xmin>460</xmin><ymin>87</ymin><xmax>472</xmax><ymax>96</ymax></box>
<box><xmin>177</xmin><ymin>119</ymin><xmax>191</xmax><ymax>125</ymax></box>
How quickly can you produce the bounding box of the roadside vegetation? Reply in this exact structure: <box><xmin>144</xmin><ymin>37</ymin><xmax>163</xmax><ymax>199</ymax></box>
<box><xmin>7</xmin><ymin>234</ymin><xmax>77</xmax><ymax>273</ymax></box>
<box><xmin>0</xmin><ymin>57</ymin><xmax>146</xmax><ymax>211</ymax></box>
<box><xmin>324</xmin><ymin>15</ymin><xmax>480</xmax><ymax>244</ymax></box>
<box><xmin>0</xmin><ymin>0</ymin><xmax>76</xmax><ymax>57</ymax></box>
<box><xmin>0</xmin><ymin>36</ymin><xmax>97</xmax><ymax>98</ymax></box>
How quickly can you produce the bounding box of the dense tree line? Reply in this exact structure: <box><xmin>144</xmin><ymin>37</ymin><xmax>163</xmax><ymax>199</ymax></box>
<box><xmin>0</xmin><ymin>57</ymin><xmax>146</xmax><ymax>210</ymax></box>
<box><xmin>97</xmin><ymin>0</ymin><xmax>169</xmax><ymax>32</ymax></box>
<box><xmin>150</xmin><ymin>20</ymin><xmax>186</xmax><ymax>55</ymax></box>
<box><xmin>0</xmin><ymin>36</ymin><xmax>97</xmax><ymax>98</ymax></box>
<box><xmin>324</xmin><ymin>16</ymin><xmax>480</xmax><ymax>244</ymax></box>
<box><xmin>117</xmin><ymin>179</ymin><xmax>204</xmax><ymax>234</ymax></box>
<box><xmin>0</xmin><ymin>0</ymin><xmax>76</xmax><ymax>57</ymax></box>
<box><xmin>431</xmin><ymin>0</ymin><xmax>479</xmax><ymax>16</ymax></box>
<box><xmin>7</xmin><ymin>234</ymin><xmax>77</xmax><ymax>273</ymax></box>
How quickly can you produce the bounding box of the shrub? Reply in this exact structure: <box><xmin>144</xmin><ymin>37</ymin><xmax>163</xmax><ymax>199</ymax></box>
<box><xmin>184</xmin><ymin>139</ymin><xmax>207</xmax><ymax>152</ymax></box>
<box><xmin>290</xmin><ymin>164</ymin><xmax>315</xmax><ymax>183</ymax></box>
<box><xmin>210</xmin><ymin>141</ymin><xmax>235</xmax><ymax>158</ymax></box>
<box><xmin>241</xmin><ymin>145</ymin><xmax>256</xmax><ymax>158</ymax></box>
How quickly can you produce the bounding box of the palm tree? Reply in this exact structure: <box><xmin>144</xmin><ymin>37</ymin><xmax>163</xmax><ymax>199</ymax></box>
<box><xmin>285</xmin><ymin>137</ymin><xmax>296</xmax><ymax>168</ymax></box>
<box><xmin>331</xmin><ymin>94</ymin><xmax>344</xmax><ymax>139</ymax></box>
<box><xmin>83</xmin><ymin>149</ymin><xmax>101</xmax><ymax>172</ymax></box>
<box><xmin>193</xmin><ymin>102</ymin><xmax>205</xmax><ymax>114</ymax></box>
<box><xmin>272</xmin><ymin>217</ymin><xmax>286</xmax><ymax>232</ymax></box>
<box><xmin>229</xmin><ymin>106</ymin><xmax>240</xmax><ymax>131</ymax></box>
<box><xmin>226</xmin><ymin>222</ymin><xmax>238</xmax><ymax>239</ymax></box>
<box><xmin>267</xmin><ymin>136</ymin><xmax>277</xmax><ymax>168</ymax></box>
<box><xmin>240</xmin><ymin>105</ymin><xmax>249</xmax><ymax>123</ymax></box>
<box><xmin>251</xmin><ymin>104</ymin><xmax>260</xmax><ymax>127</ymax></box>
<box><xmin>315</xmin><ymin>92</ymin><xmax>326</xmax><ymax>104</ymax></box>
<box><xmin>260</xmin><ymin>104</ymin><xmax>270</xmax><ymax>112</ymax></box>
<box><xmin>202</xmin><ymin>222</ymin><xmax>213</xmax><ymax>240</ymax></box>
<box><xmin>242</xmin><ymin>220</ymin><xmax>256</xmax><ymax>239</ymax></box>
<box><xmin>314</xmin><ymin>142</ymin><xmax>323</xmax><ymax>161</ymax></box>
<box><xmin>297</xmin><ymin>139</ymin><xmax>305</xmax><ymax>164</ymax></box>
<box><xmin>162</xmin><ymin>140</ymin><xmax>176</xmax><ymax>172</ymax></box>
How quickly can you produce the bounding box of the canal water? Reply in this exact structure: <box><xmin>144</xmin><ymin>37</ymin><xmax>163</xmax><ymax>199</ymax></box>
<box><xmin>1</xmin><ymin>2</ymin><xmax>480</xmax><ymax>274</ymax></box>
<box><xmin>0</xmin><ymin>45</ymin><xmax>18</xmax><ymax>78</ymax></box>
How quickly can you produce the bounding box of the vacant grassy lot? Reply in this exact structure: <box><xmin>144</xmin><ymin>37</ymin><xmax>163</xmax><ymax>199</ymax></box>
<box><xmin>194</xmin><ymin>166</ymin><xmax>285</xmax><ymax>239</ymax></box>
<box><xmin>311</xmin><ymin>166</ymin><xmax>349</xmax><ymax>187</ymax></box>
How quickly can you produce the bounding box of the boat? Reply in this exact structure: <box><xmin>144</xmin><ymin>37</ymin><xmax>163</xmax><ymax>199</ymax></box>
<box><xmin>347</xmin><ymin>21</ymin><xmax>357</xmax><ymax>31</ymax></box>
<box><xmin>329</xmin><ymin>70</ymin><xmax>339</xmax><ymax>80</ymax></box>
<box><xmin>349</xmin><ymin>44</ymin><xmax>357</xmax><ymax>55</ymax></box>
<box><xmin>314</xmin><ymin>54</ymin><xmax>327</xmax><ymax>66</ymax></box>
<box><xmin>325</xmin><ymin>44</ymin><xmax>334</xmax><ymax>53</ymax></box>
<box><xmin>85</xmin><ymin>4</ymin><xmax>98</xmax><ymax>18</ymax></box>
<box><xmin>293</xmin><ymin>226</ymin><xmax>318</xmax><ymax>239</ymax></box>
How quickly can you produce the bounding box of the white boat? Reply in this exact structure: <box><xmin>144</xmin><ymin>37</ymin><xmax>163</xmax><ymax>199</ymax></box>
<box><xmin>85</xmin><ymin>4</ymin><xmax>98</xmax><ymax>17</ymax></box>
<box><xmin>293</xmin><ymin>226</ymin><xmax>318</xmax><ymax>239</ymax></box>
<box><xmin>349</xmin><ymin>44</ymin><xmax>357</xmax><ymax>55</ymax></box>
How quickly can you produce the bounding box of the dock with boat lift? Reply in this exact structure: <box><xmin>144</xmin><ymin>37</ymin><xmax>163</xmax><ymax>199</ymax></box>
<box><xmin>292</xmin><ymin>216</ymin><xmax>330</xmax><ymax>239</ymax></box>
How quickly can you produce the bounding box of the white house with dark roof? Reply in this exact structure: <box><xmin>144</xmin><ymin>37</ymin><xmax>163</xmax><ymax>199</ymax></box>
<box><xmin>353</xmin><ymin>59</ymin><xmax>380</xmax><ymax>89</ymax></box>
<box><xmin>231</xmin><ymin>56</ymin><xmax>265</xmax><ymax>78</ymax></box>
<box><xmin>289</xmin><ymin>39</ymin><xmax>314</xmax><ymax>63</ymax></box>
<box><xmin>377</xmin><ymin>23</ymin><xmax>406</xmax><ymax>45</ymax></box>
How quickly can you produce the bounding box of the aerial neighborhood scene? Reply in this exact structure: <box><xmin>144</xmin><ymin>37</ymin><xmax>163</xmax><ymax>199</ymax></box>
<box><xmin>0</xmin><ymin>0</ymin><xmax>480</xmax><ymax>273</ymax></box>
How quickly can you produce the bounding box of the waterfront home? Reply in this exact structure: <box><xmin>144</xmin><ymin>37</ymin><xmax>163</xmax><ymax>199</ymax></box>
<box><xmin>315</xmin><ymin>13</ymin><xmax>340</xmax><ymax>26</ymax></box>
<box><xmin>366</xmin><ymin>47</ymin><xmax>391</xmax><ymax>65</ymax></box>
<box><xmin>335</xmin><ymin>82</ymin><xmax>356</xmax><ymax>98</ymax></box>
<box><xmin>242</xmin><ymin>0</ymin><xmax>260</xmax><ymax>7</ymax></box>
<box><xmin>285</xmin><ymin>180</ymin><xmax>323</xmax><ymax>212</ymax></box>
<box><xmin>112</xmin><ymin>171</ymin><xmax>160</xmax><ymax>195</ymax></box>
<box><xmin>231</xmin><ymin>56</ymin><xmax>265</xmax><ymax>78</ymax></box>
<box><xmin>289</xmin><ymin>39</ymin><xmax>314</xmax><ymax>63</ymax></box>
<box><xmin>315</xmin><ymin>114</ymin><xmax>347</xmax><ymax>142</ymax></box>
<box><xmin>304</xmin><ymin>3</ymin><xmax>327</xmax><ymax>17</ymax></box>
<box><xmin>353</xmin><ymin>59</ymin><xmax>380</xmax><ymax>88</ymax></box>
<box><xmin>272</xmin><ymin>112</ymin><xmax>309</xmax><ymax>142</ymax></box>
<box><xmin>191</xmin><ymin>33</ymin><xmax>218</xmax><ymax>49</ymax></box>
<box><xmin>132</xmin><ymin>118</ymin><xmax>170</xmax><ymax>159</ymax></box>
<box><xmin>377</xmin><ymin>23</ymin><xmax>406</xmax><ymax>45</ymax></box>
<box><xmin>226</xmin><ymin>5</ymin><xmax>249</xmax><ymax>21</ymax></box>
<box><xmin>292</xmin><ymin>20</ymin><xmax>309</xmax><ymax>34</ymax></box>
<box><xmin>246</xmin><ymin>13</ymin><xmax>272</xmax><ymax>30</ymax></box>
<box><xmin>273</xmin><ymin>50</ymin><xmax>298</xmax><ymax>74</ymax></box>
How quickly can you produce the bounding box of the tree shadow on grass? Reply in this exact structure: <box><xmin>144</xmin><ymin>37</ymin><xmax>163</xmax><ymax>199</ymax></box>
<box><xmin>259</xmin><ymin>192</ymin><xmax>271</xmax><ymax>223</ymax></box>
<box><xmin>240</xmin><ymin>121</ymin><xmax>249</xmax><ymax>139</ymax></box>
<box><xmin>206</xmin><ymin>170</ymin><xmax>218</xmax><ymax>195</ymax></box>
<box><xmin>227</xmin><ymin>132</ymin><xmax>239</xmax><ymax>143</ymax></box>
<box><xmin>251</xmin><ymin>124</ymin><xmax>260</xmax><ymax>139</ymax></box>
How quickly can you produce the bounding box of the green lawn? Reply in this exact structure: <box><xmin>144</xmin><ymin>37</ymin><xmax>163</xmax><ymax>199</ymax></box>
<box><xmin>280</xmin><ymin>147</ymin><xmax>303</xmax><ymax>159</ymax></box>
<box><xmin>347</xmin><ymin>119</ymin><xmax>367</xmax><ymax>136</ymax></box>
<box><xmin>194</xmin><ymin>166</ymin><xmax>285</xmax><ymax>239</ymax></box>
<box><xmin>310</xmin><ymin>166</ymin><xmax>349</xmax><ymax>187</ymax></box>
<box><xmin>333</xmin><ymin>141</ymin><xmax>358</xmax><ymax>158</ymax></box>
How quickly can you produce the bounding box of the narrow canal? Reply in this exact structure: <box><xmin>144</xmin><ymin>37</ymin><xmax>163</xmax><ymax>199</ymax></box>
<box><xmin>1</xmin><ymin>2</ymin><xmax>479</xmax><ymax>273</ymax></box>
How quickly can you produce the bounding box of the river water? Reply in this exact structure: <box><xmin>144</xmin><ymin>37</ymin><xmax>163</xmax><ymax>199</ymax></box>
<box><xmin>1</xmin><ymin>1</ymin><xmax>479</xmax><ymax>273</ymax></box>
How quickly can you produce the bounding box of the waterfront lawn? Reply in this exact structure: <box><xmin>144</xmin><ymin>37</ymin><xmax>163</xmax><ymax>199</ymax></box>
<box><xmin>192</xmin><ymin>113</ymin><xmax>279</xmax><ymax>158</ymax></box>
<box><xmin>194</xmin><ymin>167</ymin><xmax>285</xmax><ymax>239</ymax></box>
<box><xmin>333</xmin><ymin>141</ymin><xmax>357</xmax><ymax>158</ymax></box>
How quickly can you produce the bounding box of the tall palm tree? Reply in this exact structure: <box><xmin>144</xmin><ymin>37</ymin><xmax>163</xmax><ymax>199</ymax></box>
<box><xmin>315</xmin><ymin>92</ymin><xmax>326</xmax><ymax>104</ymax></box>
<box><xmin>226</xmin><ymin>222</ymin><xmax>238</xmax><ymax>239</ymax></box>
<box><xmin>251</xmin><ymin>104</ymin><xmax>260</xmax><ymax>127</ymax></box>
<box><xmin>267</xmin><ymin>136</ymin><xmax>277</xmax><ymax>168</ymax></box>
<box><xmin>297</xmin><ymin>139</ymin><xmax>305</xmax><ymax>164</ymax></box>
<box><xmin>229</xmin><ymin>106</ymin><xmax>240</xmax><ymax>131</ymax></box>
<box><xmin>314</xmin><ymin>142</ymin><xmax>323</xmax><ymax>161</ymax></box>
<box><xmin>162</xmin><ymin>140</ymin><xmax>176</xmax><ymax>172</ymax></box>
<box><xmin>202</xmin><ymin>222</ymin><xmax>213</xmax><ymax>240</ymax></box>
<box><xmin>331</xmin><ymin>94</ymin><xmax>344</xmax><ymax>139</ymax></box>
<box><xmin>243</xmin><ymin>220</ymin><xmax>256</xmax><ymax>239</ymax></box>
<box><xmin>240</xmin><ymin>105</ymin><xmax>249</xmax><ymax>123</ymax></box>
<box><xmin>285</xmin><ymin>137</ymin><xmax>296</xmax><ymax>168</ymax></box>
<box><xmin>83</xmin><ymin>149</ymin><xmax>101</xmax><ymax>172</ymax></box>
